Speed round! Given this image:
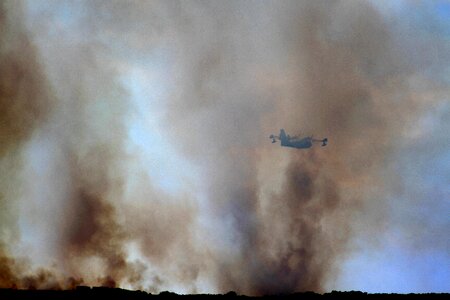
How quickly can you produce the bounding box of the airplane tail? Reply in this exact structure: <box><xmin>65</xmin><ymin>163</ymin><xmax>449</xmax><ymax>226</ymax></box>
<box><xmin>279</xmin><ymin>129</ymin><xmax>288</xmax><ymax>146</ymax></box>
<box><xmin>322</xmin><ymin>138</ymin><xmax>328</xmax><ymax>146</ymax></box>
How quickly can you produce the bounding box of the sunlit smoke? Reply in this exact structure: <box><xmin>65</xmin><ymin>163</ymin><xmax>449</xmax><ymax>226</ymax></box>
<box><xmin>1</xmin><ymin>0</ymin><xmax>449</xmax><ymax>295</ymax></box>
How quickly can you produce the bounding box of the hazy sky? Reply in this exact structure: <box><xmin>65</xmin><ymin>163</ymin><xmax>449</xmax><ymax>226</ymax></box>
<box><xmin>1</xmin><ymin>0</ymin><xmax>449</xmax><ymax>295</ymax></box>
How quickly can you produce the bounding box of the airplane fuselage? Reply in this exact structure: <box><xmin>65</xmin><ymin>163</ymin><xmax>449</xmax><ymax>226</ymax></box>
<box><xmin>281</xmin><ymin>137</ymin><xmax>313</xmax><ymax>149</ymax></box>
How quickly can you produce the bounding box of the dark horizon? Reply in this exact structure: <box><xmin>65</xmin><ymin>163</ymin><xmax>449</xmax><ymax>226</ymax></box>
<box><xmin>1</xmin><ymin>286</ymin><xmax>449</xmax><ymax>298</ymax></box>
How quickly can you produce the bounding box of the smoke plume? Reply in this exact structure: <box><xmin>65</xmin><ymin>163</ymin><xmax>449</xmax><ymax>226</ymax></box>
<box><xmin>0</xmin><ymin>0</ymin><xmax>56</xmax><ymax>289</ymax></box>
<box><xmin>1</xmin><ymin>0</ymin><xmax>449</xmax><ymax>295</ymax></box>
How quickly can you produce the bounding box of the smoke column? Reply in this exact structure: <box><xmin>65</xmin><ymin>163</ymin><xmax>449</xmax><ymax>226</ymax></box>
<box><xmin>1</xmin><ymin>0</ymin><xmax>449</xmax><ymax>295</ymax></box>
<box><xmin>0</xmin><ymin>0</ymin><xmax>59</xmax><ymax>289</ymax></box>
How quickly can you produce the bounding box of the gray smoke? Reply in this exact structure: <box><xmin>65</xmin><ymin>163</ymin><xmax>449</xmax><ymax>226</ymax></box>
<box><xmin>1</xmin><ymin>0</ymin><xmax>449</xmax><ymax>295</ymax></box>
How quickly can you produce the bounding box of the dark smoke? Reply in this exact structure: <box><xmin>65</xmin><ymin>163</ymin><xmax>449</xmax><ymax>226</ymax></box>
<box><xmin>1</xmin><ymin>0</ymin><xmax>449</xmax><ymax>295</ymax></box>
<box><xmin>0</xmin><ymin>0</ymin><xmax>148</xmax><ymax>290</ymax></box>
<box><xmin>0</xmin><ymin>0</ymin><xmax>57</xmax><ymax>289</ymax></box>
<box><xmin>161</xmin><ymin>0</ymin><xmax>449</xmax><ymax>295</ymax></box>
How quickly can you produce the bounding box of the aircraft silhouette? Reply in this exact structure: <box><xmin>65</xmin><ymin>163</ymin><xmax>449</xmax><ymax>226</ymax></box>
<box><xmin>270</xmin><ymin>129</ymin><xmax>327</xmax><ymax>149</ymax></box>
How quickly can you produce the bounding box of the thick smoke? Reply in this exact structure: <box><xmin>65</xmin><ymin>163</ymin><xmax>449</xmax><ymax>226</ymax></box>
<box><xmin>155</xmin><ymin>0</ymin><xmax>449</xmax><ymax>294</ymax></box>
<box><xmin>0</xmin><ymin>0</ymin><xmax>57</xmax><ymax>289</ymax></box>
<box><xmin>1</xmin><ymin>0</ymin><xmax>200</xmax><ymax>291</ymax></box>
<box><xmin>1</xmin><ymin>0</ymin><xmax>449</xmax><ymax>295</ymax></box>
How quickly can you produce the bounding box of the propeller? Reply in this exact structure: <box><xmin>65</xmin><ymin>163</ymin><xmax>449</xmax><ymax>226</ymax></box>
<box><xmin>269</xmin><ymin>134</ymin><xmax>278</xmax><ymax>143</ymax></box>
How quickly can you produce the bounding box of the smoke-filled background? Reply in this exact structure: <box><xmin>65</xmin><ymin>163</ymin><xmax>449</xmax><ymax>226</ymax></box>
<box><xmin>1</xmin><ymin>0</ymin><xmax>449</xmax><ymax>295</ymax></box>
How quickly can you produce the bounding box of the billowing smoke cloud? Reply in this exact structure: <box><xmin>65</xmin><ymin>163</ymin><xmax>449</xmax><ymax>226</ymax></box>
<box><xmin>1</xmin><ymin>0</ymin><xmax>200</xmax><ymax>291</ymax></box>
<box><xmin>158</xmin><ymin>1</ymin><xmax>449</xmax><ymax>294</ymax></box>
<box><xmin>1</xmin><ymin>0</ymin><xmax>449</xmax><ymax>295</ymax></box>
<box><xmin>0</xmin><ymin>0</ymin><xmax>57</xmax><ymax>289</ymax></box>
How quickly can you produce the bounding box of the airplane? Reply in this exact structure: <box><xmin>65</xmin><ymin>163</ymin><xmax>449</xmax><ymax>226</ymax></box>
<box><xmin>269</xmin><ymin>129</ymin><xmax>327</xmax><ymax>149</ymax></box>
